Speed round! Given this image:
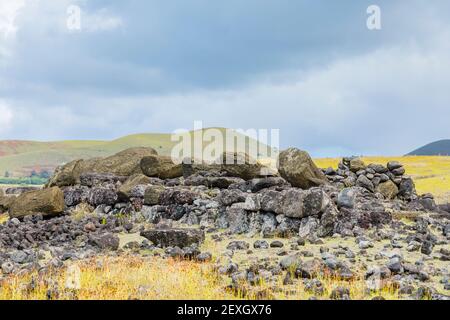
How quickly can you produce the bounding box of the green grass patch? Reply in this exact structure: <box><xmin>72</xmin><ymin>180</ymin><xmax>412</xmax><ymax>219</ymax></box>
<box><xmin>0</xmin><ymin>176</ymin><xmax>47</xmax><ymax>185</ymax></box>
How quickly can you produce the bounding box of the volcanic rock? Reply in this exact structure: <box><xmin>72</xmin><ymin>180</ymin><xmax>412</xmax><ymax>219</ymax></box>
<box><xmin>140</xmin><ymin>228</ymin><xmax>205</xmax><ymax>248</ymax></box>
<box><xmin>278</xmin><ymin>148</ymin><xmax>328</xmax><ymax>189</ymax></box>
<box><xmin>9</xmin><ymin>187</ymin><xmax>65</xmax><ymax>218</ymax></box>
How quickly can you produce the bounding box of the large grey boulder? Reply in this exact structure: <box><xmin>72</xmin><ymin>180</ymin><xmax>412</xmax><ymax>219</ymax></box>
<box><xmin>356</xmin><ymin>175</ymin><xmax>374</xmax><ymax>192</ymax></box>
<box><xmin>63</xmin><ymin>186</ymin><xmax>90</xmax><ymax>207</ymax></box>
<box><xmin>398</xmin><ymin>177</ymin><xmax>417</xmax><ymax>201</ymax></box>
<box><xmin>259</xmin><ymin>187</ymin><xmax>331</xmax><ymax>219</ymax></box>
<box><xmin>337</xmin><ymin>188</ymin><xmax>357</xmax><ymax>209</ymax></box>
<box><xmin>278</xmin><ymin>148</ymin><xmax>328</xmax><ymax>189</ymax></box>
<box><xmin>260</xmin><ymin>189</ymin><xmax>285</xmax><ymax>214</ymax></box>
<box><xmin>298</xmin><ymin>217</ymin><xmax>320</xmax><ymax>238</ymax></box>
<box><xmin>143</xmin><ymin>185</ymin><xmax>166</xmax><ymax>205</ymax></box>
<box><xmin>226</xmin><ymin>207</ymin><xmax>250</xmax><ymax>234</ymax></box>
<box><xmin>387</xmin><ymin>161</ymin><xmax>403</xmax><ymax>171</ymax></box>
<box><xmin>159</xmin><ymin>188</ymin><xmax>197</xmax><ymax>205</ymax></box>
<box><xmin>280</xmin><ymin>189</ymin><xmax>305</xmax><ymax>218</ymax></box>
<box><xmin>317</xmin><ymin>204</ymin><xmax>339</xmax><ymax>237</ymax></box>
<box><xmin>216</xmin><ymin>189</ymin><xmax>247</xmax><ymax>207</ymax></box>
<box><xmin>80</xmin><ymin>172</ymin><xmax>127</xmax><ymax>187</ymax></box>
<box><xmin>368</xmin><ymin>163</ymin><xmax>388</xmax><ymax>174</ymax></box>
<box><xmin>89</xmin><ymin>233</ymin><xmax>120</xmax><ymax>251</ymax></box>
<box><xmin>302</xmin><ymin>188</ymin><xmax>331</xmax><ymax>218</ymax></box>
<box><xmin>140</xmin><ymin>228</ymin><xmax>205</xmax><ymax>248</ymax></box>
<box><xmin>88</xmin><ymin>186</ymin><xmax>118</xmax><ymax>206</ymax></box>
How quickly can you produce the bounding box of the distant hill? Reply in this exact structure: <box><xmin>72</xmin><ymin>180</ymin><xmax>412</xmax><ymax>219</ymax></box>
<box><xmin>0</xmin><ymin>128</ymin><xmax>272</xmax><ymax>177</ymax></box>
<box><xmin>407</xmin><ymin>140</ymin><xmax>450</xmax><ymax>156</ymax></box>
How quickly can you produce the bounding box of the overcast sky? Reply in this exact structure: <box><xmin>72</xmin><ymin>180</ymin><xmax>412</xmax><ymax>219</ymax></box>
<box><xmin>0</xmin><ymin>0</ymin><xmax>449</xmax><ymax>157</ymax></box>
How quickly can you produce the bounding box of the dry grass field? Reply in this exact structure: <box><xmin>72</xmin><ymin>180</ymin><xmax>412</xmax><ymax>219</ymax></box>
<box><xmin>0</xmin><ymin>256</ymin><xmax>236</xmax><ymax>300</ymax></box>
<box><xmin>0</xmin><ymin>241</ymin><xmax>404</xmax><ymax>301</ymax></box>
<box><xmin>3</xmin><ymin>229</ymin><xmax>447</xmax><ymax>300</ymax></box>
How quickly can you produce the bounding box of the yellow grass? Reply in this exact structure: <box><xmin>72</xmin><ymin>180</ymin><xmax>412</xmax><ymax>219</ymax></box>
<box><xmin>0</xmin><ymin>256</ymin><xmax>236</xmax><ymax>300</ymax></box>
<box><xmin>0</xmin><ymin>235</ymin><xmax>408</xmax><ymax>300</ymax></box>
<box><xmin>0</xmin><ymin>213</ymin><xmax>8</xmax><ymax>224</ymax></box>
<box><xmin>0</xmin><ymin>254</ymin><xmax>403</xmax><ymax>300</ymax></box>
<box><xmin>264</xmin><ymin>273</ymin><xmax>400</xmax><ymax>300</ymax></box>
<box><xmin>1</xmin><ymin>227</ymin><xmax>440</xmax><ymax>300</ymax></box>
<box><xmin>314</xmin><ymin>156</ymin><xmax>450</xmax><ymax>204</ymax></box>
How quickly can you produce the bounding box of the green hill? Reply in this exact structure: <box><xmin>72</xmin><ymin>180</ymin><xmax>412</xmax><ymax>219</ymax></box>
<box><xmin>407</xmin><ymin>140</ymin><xmax>450</xmax><ymax>156</ymax></box>
<box><xmin>0</xmin><ymin>128</ymin><xmax>272</xmax><ymax>178</ymax></box>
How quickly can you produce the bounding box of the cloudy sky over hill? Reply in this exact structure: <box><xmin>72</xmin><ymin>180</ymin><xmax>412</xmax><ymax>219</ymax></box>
<box><xmin>0</xmin><ymin>0</ymin><xmax>449</xmax><ymax>156</ymax></box>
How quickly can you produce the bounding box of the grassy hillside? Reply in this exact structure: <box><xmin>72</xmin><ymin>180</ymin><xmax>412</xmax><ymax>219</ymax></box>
<box><xmin>407</xmin><ymin>139</ymin><xmax>450</xmax><ymax>156</ymax></box>
<box><xmin>314</xmin><ymin>156</ymin><xmax>450</xmax><ymax>204</ymax></box>
<box><xmin>0</xmin><ymin>129</ymin><xmax>271</xmax><ymax>177</ymax></box>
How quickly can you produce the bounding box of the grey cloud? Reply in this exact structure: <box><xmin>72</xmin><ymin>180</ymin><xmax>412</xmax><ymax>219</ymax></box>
<box><xmin>0</xmin><ymin>0</ymin><xmax>450</xmax><ymax>157</ymax></box>
<box><xmin>2</xmin><ymin>0</ymin><xmax>400</xmax><ymax>95</ymax></box>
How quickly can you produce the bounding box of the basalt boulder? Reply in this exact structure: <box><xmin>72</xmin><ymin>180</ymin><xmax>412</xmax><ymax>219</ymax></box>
<box><xmin>80</xmin><ymin>172</ymin><xmax>127</xmax><ymax>187</ymax></box>
<box><xmin>9</xmin><ymin>187</ymin><xmax>65</xmax><ymax>218</ymax></box>
<box><xmin>337</xmin><ymin>188</ymin><xmax>357</xmax><ymax>209</ymax></box>
<box><xmin>140</xmin><ymin>228</ymin><xmax>205</xmax><ymax>248</ymax></box>
<box><xmin>87</xmin><ymin>186</ymin><xmax>118</xmax><ymax>206</ymax></box>
<box><xmin>89</xmin><ymin>233</ymin><xmax>120</xmax><ymax>251</ymax></box>
<box><xmin>140</xmin><ymin>155</ymin><xmax>183</xmax><ymax>179</ymax></box>
<box><xmin>302</xmin><ymin>188</ymin><xmax>331</xmax><ymax>218</ymax></box>
<box><xmin>398</xmin><ymin>177</ymin><xmax>417</xmax><ymax>201</ymax></box>
<box><xmin>356</xmin><ymin>175</ymin><xmax>374</xmax><ymax>193</ymax></box>
<box><xmin>159</xmin><ymin>188</ymin><xmax>197</xmax><ymax>205</ymax></box>
<box><xmin>260</xmin><ymin>189</ymin><xmax>285</xmax><ymax>214</ymax></box>
<box><xmin>278</xmin><ymin>148</ymin><xmax>328</xmax><ymax>189</ymax></box>
<box><xmin>216</xmin><ymin>189</ymin><xmax>247</xmax><ymax>206</ymax></box>
<box><xmin>117</xmin><ymin>174</ymin><xmax>152</xmax><ymax>200</ymax></box>
<box><xmin>387</xmin><ymin>161</ymin><xmax>403</xmax><ymax>171</ymax></box>
<box><xmin>226</xmin><ymin>207</ymin><xmax>250</xmax><ymax>234</ymax></box>
<box><xmin>280</xmin><ymin>189</ymin><xmax>305</xmax><ymax>218</ymax></box>
<box><xmin>259</xmin><ymin>187</ymin><xmax>332</xmax><ymax>219</ymax></box>
<box><xmin>143</xmin><ymin>185</ymin><xmax>166</xmax><ymax>205</ymax></box>
<box><xmin>63</xmin><ymin>186</ymin><xmax>90</xmax><ymax>207</ymax></box>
